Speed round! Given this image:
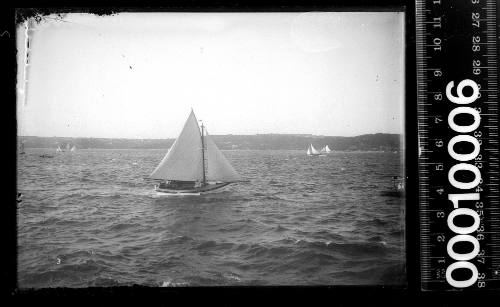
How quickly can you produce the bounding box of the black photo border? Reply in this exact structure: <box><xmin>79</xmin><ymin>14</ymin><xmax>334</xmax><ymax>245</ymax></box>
<box><xmin>5</xmin><ymin>0</ymin><xmax>495</xmax><ymax>305</ymax></box>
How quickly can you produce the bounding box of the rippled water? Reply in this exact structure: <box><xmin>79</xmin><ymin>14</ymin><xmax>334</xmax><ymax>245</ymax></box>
<box><xmin>17</xmin><ymin>149</ymin><xmax>405</xmax><ymax>287</ymax></box>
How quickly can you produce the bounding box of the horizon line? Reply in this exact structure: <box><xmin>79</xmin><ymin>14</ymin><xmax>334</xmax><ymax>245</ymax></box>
<box><xmin>18</xmin><ymin>132</ymin><xmax>403</xmax><ymax>140</ymax></box>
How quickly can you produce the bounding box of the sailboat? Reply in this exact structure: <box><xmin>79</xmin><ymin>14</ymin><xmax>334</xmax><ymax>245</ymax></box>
<box><xmin>71</xmin><ymin>145</ymin><xmax>76</xmax><ymax>152</ymax></box>
<box><xmin>56</xmin><ymin>145</ymin><xmax>63</xmax><ymax>152</ymax></box>
<box><xmin>320</xmin><ymin>145</ymin><xmax>332</xmax><ymax>154</ymax></box>
<box><xmin>306</xmin><ymin>144</ymin><xmax>323</xmax><ymax>156</ymax></box>
<box><xmin>381</xmin><ymin>176</ymin><xmax>405</xmax><ymax>197</ymax></box>
<box><xmin>150</xmin><ymin>110</ymin><xmax>242</xmax><ymax>195</ymax></box>
<box><xmin>19</xmin><ymin>141</ymin><xmax>26</xmax><ymax>155</ymax></box>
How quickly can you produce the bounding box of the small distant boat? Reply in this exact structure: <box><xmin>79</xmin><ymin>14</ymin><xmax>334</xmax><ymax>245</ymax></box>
<box><xmin>381</xmin><ymin>176</ymin><xmax>405</xmax><ymax>197</ymax></box>
<box><xmin>320</xmin><ymin>145</ymin><xmax>332</xmax><ymax>154</ymax></box>
<box><xmin>306</xmin><ymin>144</ymin><xmax>323</xmax><ymax>156</ymax></box>
<box><xmin>19</xmin><ymin>141</ymin><xmax>26</xmax><ymax>155</ymax></box>
<box><xmin>56</xmin><ymin>143</ymin><xmax>75</xmax><ymax>152</ymax></box>
<box><xmin>40</xmin><ymin>154</ymin><xmax>54</xmax><ymax>158</ymax></box>
<box><xmin>150</xmin><ymin>109</ymin><xmax>242</xmax><ymax>195</ymax></box>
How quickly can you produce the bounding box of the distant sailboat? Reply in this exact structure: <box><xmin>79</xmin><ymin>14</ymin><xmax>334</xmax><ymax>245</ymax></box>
<box><xmin>306</xmin><ymin>144</ymin><xmax>322</xmax><ymax>156</ymax></box>
<box><xmin>381</xmin><ymin>176</ymin><xmax>405</xmax><ymax>197</ymax></box>
<box><xmin>56</xmin><ymin>143</ymin><xmax>74</xmax><ymax>152</ymax></box>
<box><xmin>150</xmin><ymin>110</ymin><xmax>242</xmax><ymax>195</ymax></box>
<box><xmin>320</xmin><ymin>145</ymin><xmax>332</xmax><ymax>153</ymax></box>
<box><xmin>19</xmin><ymin>141</ymin><xmax>26</xmax><ymax>155</ymax></box>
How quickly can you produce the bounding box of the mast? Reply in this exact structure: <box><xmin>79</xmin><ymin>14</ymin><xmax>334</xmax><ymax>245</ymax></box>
<box><xmin>200</xmin><ymin>121</ymin><xmax>207</xmax><ymax>186</ymax></box>
<box><xmin>150</xmin><ymin>110</ymin><xmax>241</xmax><ymax>183</ymax></box>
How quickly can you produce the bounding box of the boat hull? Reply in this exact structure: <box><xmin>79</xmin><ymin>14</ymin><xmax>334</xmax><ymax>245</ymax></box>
<box><xmin>154</xmin><ymin>182</ymin><xmax>231</xmax><ymax>195</ymax></box>
<box><xmin>380</xmin><ymin>190</ymin><xmax>405</xmax><ymax>197</ymax></box>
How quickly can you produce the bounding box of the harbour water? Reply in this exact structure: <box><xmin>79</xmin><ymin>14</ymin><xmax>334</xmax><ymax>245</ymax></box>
<box><xmin>17</xmin><ymin>149</ymin><xmax>405</xmax><ymax>287</ymax></box>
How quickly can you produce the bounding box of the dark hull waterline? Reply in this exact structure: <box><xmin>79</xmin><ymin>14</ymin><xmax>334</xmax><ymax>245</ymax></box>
<box><xmin>154</xmin><ymin>182</ymin><xmax>231</xmax><ymax>195</ymax></box>
<box><xmin>380</xmin><ymin>190</ymin><xmax>405</xmax><ymax>197</ymax></box>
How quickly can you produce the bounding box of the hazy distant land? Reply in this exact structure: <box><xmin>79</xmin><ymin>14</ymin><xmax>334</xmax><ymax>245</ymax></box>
<box><xmin>18</xmin><ymin>134</ymin><xmax>403</xmax><ymax>152</ymax></box>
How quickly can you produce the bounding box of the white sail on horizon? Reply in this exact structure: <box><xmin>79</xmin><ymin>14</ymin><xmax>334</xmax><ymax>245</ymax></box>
<box><xmin>150</xmin><ymin>110</ymin><xmax>241</xmax><ymax>183</ymax></box>
<box><xmin>310</xmin><ymin>144</ymin><xmax>320</xmax><ymax>155</ymax></box>
<box><xmin>321</xmin><ymin>145</ymin><xmax>331</xmax><ymax>153</ymax></box>
<box><xmin>307</xmin><ymin>144</ymin><xmax>321</xmax><ymax>155</ymax></box>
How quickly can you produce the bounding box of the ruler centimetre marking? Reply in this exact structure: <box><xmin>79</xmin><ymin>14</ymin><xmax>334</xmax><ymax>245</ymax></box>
<box><xmin>416</xmin><ymin>0</ymin><xmax>499</xmax><ymax>290</ymax></box>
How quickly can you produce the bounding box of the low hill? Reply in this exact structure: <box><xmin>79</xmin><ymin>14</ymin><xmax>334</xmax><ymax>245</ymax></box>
<box><xmin>18</xmin><ymin>133</ymin><xmax>403</xmax><ymax>152</ymax></box>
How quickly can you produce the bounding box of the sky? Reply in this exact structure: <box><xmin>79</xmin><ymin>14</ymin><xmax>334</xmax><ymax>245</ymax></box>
<box><xmin>17</xmin><ymin>12</ymin><xmax>405</xmax><ymax>139</ymax></box>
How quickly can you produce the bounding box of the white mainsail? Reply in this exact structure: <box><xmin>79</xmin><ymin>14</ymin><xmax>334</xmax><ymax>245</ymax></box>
<box><xmin>149</xmin><ymin>110</ymin><xmax>241</xmax><ymax>183</ymax></box>
<box><xmin>310</xmin><ymin>144</ymin><xmax>320</xmax><ymax>155</ymax></box>
<box><xmin>71</xmin><ymin>145</ymin><xmax>76</xmax><ymax>151</ymax></box>
<box><xmin>321</xmin><ymin>145</ymin><xmax>331</xmax><ymax>153</ymax></box>
<box><xmin>150</xmin><ymin>111</ymin><xmax>204</xmax><ymax>181</ymax></box>
<box><xmin>307</xmin><ymin>144</ymin><xmax>321</xmax><ymax>155</ymax></box>
<box><xmin>205</xmin><ymin>131</ymin><xmax>241</xmax><ymax>182</ymax></box>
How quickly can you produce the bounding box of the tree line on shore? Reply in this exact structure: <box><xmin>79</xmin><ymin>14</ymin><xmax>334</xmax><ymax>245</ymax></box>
<box><xmin>18</xmin><ymin>133</ymin><xmax>402</xmax><ymax>152</ymax></box>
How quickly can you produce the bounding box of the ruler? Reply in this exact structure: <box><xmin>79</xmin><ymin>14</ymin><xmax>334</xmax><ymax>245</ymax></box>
<box><xmin>416</xmin><ymin>0</ymin><xmax>499</xmax><ymax>290</ymax></box>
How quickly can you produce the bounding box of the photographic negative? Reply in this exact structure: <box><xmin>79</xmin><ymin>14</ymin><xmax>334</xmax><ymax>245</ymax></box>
<box><xmin>16</xmin><ymin>11</ymin><xmax>406</xmax><ymax>287</ymax></box>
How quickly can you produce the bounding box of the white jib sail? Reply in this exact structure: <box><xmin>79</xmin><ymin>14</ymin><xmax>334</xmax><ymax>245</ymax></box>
<box><xmin>150</xmin><ymin>110</ymin><xmax>204</xmax><ymax>181</ymax></box>
<box><xmin>310</xmin><ymin>144</ymin><xmax>320</xmax><ymax>155</ymax></box>
<box><xmin>325</xmin><ymin>145</ymin><xmax>331</xmax><ymax>152</ymax></box>
<box><xmin>205</xmin><ymin>131</ymin><xmax>241</xmax><ymax>182</ymax></box>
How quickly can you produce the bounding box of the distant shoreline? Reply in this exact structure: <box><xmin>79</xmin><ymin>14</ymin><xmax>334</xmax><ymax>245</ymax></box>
<box><xmin>18</xmin><ymin>133</ymin><xmax>403</xmax><ymax>152</ymax></box>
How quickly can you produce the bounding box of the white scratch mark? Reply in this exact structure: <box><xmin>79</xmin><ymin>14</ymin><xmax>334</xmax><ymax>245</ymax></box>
<box><xmin>22</xmin><ymin>20</ymin><xmax>31</xmax><ymax>107</ymax></box>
